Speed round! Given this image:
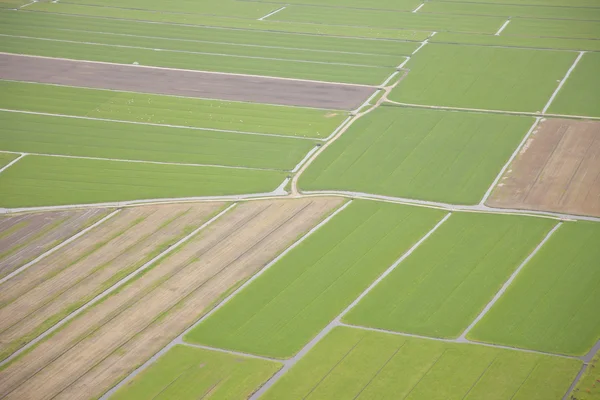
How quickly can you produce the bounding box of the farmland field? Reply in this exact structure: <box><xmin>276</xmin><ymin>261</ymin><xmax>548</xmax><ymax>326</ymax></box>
<box><xmin>0</xmin><ymin>153</ymin><xmax>18</xmax><ymax>169</ymax></box>
<box><xmin>469</xmin><ymin>221</ymin><xmax>600</xmax><ymax>356</ymax></box>
<box><xmin>262</xmin><ymin>326</ymin><xmax>581</xmax><ymax>400</ymax></box>
<box><xmin>299</xmin><ymin>106</ymin><xmax>532</xmax><ymax>204</ymax></box>
<box><xmin>344</xmin><ymin>212</ymin><xmax>555</xmax><ymax>338</ymax></box>
<box><xmin>185</xmin><ymin>200</ymin><xmax>446</xmax><ymax>358</ymax></box>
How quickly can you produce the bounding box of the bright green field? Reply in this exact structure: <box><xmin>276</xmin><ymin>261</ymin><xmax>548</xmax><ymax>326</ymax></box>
<box><xmin>185</xmin><ymin>200</ymin><xmax>446</xmax><ymax>358</ymax></box>
<box><xmin>570</xmin><ymin>349</ymin><xmax>600</xmax><ymax>400</ymax></box>
<box><xmin>299</xmin><ymin>106</ymin><xmax>533</xmax><ymax>204</ymax></box>
<box><xmin>0</xmin><ymin>111</ymin><xmax>315</xmax><ymax>170</ymax></box>
<box><xmin>421</xmin><ymin>2</ymin><xmax>600</xmax><ymax>20</ymax></box>
<box><xmin>259</xmin><ymin>0</ymin><xmax>421</xmax><ymax>9</ymax></box>
<box><xmin>470</xmin><ymin>222</ymin><xmax>600</xmax><ymax>356</ymax></box>
<box><xmin>504</xmin><ymin>18</ymin><xmax>600</xmax><ymax>40</ymax></box>
<box><xmin>431</xmin><ymin>33</ymin><xmax>600</xmax><ymax>52</ymax></box>
<box><xmin>435</xmin><ymin>0</ymin><xmax>600</xmax><ymax>5</ymax></box>
<box><xmin>0</xmin><ymin>153</ymin><xmax>18</xmax><ymax>169</ymax></box>
<box><xmin>547</xmin><ymin>52</ymin><xmax>600</xmax><ymax>117</ymax></box>
<box><xmin>388</xmin><ymin>43</ymin><xmax>577</xmax><ymax>112</ymax></box>
<box><xmin>110</xmin><ymin>345</ymin><xmax>281</xmax><ymax>400</ymax></box>
<box><xmin>0</xmin><ymin>156</ymin><xmax>286</xmax><ymax>207</ymax></box>
<box><xmin>262</xmin><ymin>326</ymin><xmax>581</xmax><ymax>400</ymax></box>
<box><xmin>345</xmin><ymin>212</ymin><xmax>555</xmax><ymax>338</ymax></box>
<box><xmin>0</xmin><ymin>81</ymin><xmax>346</xmax><ymax>139</ymax></box>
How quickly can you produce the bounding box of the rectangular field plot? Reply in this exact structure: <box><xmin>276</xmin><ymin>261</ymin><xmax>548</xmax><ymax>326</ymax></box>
<box><xmin>0</xmin><ymin>156</ymin><xmax>286</xmax><ymax>207</ymax></box>
<box><xmin>0</xmin><ymin>81</ymin><xmax>347</xmax><ymax>139</ymax></box>
<box><xmin>469</xmin><ymin>221</ymin><xmax>600</xmax><ymax>356</ymax></box>
<box><xmin>185</xmin><ymin>200</ymin><xmax>446</xmax><ymax>358</ymax></box>
<box><xmin>110</xmin><ymin>345</ymin><xmax>280</xmax><ymax>400</ymax></box>
<box><xmin>547</xmin><ymin>52</ymin><xmax>600</xmax><ymax>118</ymax></box>
<box><xmin>0</xmin><ymin>208</ymin><xmax>108</xmax><ymax>279</ymax></box>
<box><xmin>299</xmin><ymin>106</ymin><xmax>533</xmax><ymax>204</ymax></box>
<box><xmin>488</xmin><ymin>119</ymin><xmax>600</xmax><ymax>218</ymax></box>
<box><xmin>504</xmin><ymin>18</ymin><xmax>600</xmax><ymax>40</ymax></box>
<box><xmin>0</xmin><ymin>198</ymin><xmax>342</xmax><ymax>399</ymax></box>
<box><xmin>388</xmin><ymin>44</ymin><xmax>577</xmax><ymax>112</ymax></box>
<box><xmin>262</xmin><ymin>326</ymin><xmax>581</xmax><ymax>400</ymax></box>
<box><xmin>344</xmin><ymin>212</ymin><xmax>555</xmax><ymax>338</ymax></box>
<box><xmin>0</xmin><ymin>111</ymin><xmax>314</xmax><ymax>170</ymax></box>
<box><xmin>420</xmin><ymin>2</ymin><xmax>600</xmax><ymax>20</ymax></box>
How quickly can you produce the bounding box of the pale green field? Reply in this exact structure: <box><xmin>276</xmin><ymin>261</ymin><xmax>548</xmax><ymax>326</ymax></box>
<box><xmin>504</xmin><ymin>18</ymin><xmax>600</xmax><ymax>40</ymax></box>
<box><xmin>262</xmin><ymin>326</ymin><xmax>581</xmax><ymax>400</ymax></box>
<box><xmin>421</xmin><ymin>2</ymin><xmax>600</xmax><ymax>20</ymax></box>
<box><xmin>0</xmin><ymin>153</ymin><xmax>18</xmax><ymax>169</ymax></box>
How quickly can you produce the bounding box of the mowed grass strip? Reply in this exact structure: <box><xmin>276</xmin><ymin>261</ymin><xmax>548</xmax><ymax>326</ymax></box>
<box><xmin>388</xmin><ymin>43</ymin><xmax>577</xmax><ymax>112</ymax></box>
<box><xmin>0</xmin><ymin>81</ymin><xmax>346</xmax><ymax>139</ymax></box>
<box><xmin>345</xmin><ymin>212</ymin><xmax>555</xmax><ymax>338</ymax></box>
<box><xmin>262</xmin><ymin>326</ymin><xmax>581</xmax><ymax>400</ymax></box>
<box><xmin>185</xmin><ymin>200</ymin><xmax>446</xmax><ymax>358</ymax></box>
<box><xmin>0</xmin><ymin>156</ymin><xmax>286</xmax><ymax>207</ymax></box>
<box><xmin>469</xmin><ymin>221</ymin><xmax>600</xmax><ymax>356</ymax></box>
<box><xmin>110</xmin><ymin>345</ymin><xmax>281</xmax><ymax>400</ymax></box>
<box><xmin>0</xmin><ymin>111</ymin><xmax>315</xmax><ymax>170</ymax></box>
<box><xmin>299</xmin><ymin>106</ymin><xmax>532</xmax><ymax>204</ymax></box>
<box><xmin>548</xmin><ymin>52</ymin><xmax>600</xmax><ymax>117</ymax></box>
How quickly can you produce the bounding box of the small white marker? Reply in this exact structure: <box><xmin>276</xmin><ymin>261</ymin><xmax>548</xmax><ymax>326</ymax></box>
<box><xmin>258</xmin><ymin>6</ymin><xmax>286</xmax><ymax>21</ymax></box>
<box><xmin>495</xmin><ymin>18</ymin><xmax>511</xmax><ymax>36</ymax></box>
<box><xmin>412</xmin><ymin>3</ymin><xmax>425</xmax><ymax>13</ymax></box>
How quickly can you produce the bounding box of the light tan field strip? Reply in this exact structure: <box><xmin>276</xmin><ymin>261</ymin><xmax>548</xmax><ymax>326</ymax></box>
<box><xmin>0</xmin><ymin>208</ymin><xmax>108</xmax><ymax>279</ymax></box>
<box><xmin>0</xmin><ymin>203</ymin><xmax>221</xmax><ymax>362</ymax></box>
<box><xmin>0</xmin><ymin>198</ymin><xmax>342</xmax><ymax>400</ymax></box>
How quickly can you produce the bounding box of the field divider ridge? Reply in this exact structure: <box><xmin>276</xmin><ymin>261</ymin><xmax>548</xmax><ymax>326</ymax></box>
<box><xmin>99</xmin><ymin>199</ymin><xmax>353</xmax><ymax>399</ymax></box>
<box><xmin>0</xmin><ymin>203</ymin><xmax>237</xmax><ymax>368</ymax></box>
<box><xmin>248</xmin><ymin>212</ymin><xmax>452</xmax><ymax>399</ymax></box>
<box><xmin>457</xmin><ymin>222</ymin><xmax>563</xmax><ymax>341</ymax></box>
<box><xmin>542</xmin><ymin>51</ymin><xmax>585</xmax><ymax>114</ymax></box>
<box><xmin>495</xmin><ymin>18</ymin><xmax>511</xmax><ymax>36</ymax></box>
<box><xmin>0</xmin><ymin>152</ymin><xmax>27</xmax><ymax>175</ymax></box>
<box><xmin>0</xmin><ymin>209</ymin><xmax>121</xmax><ymax>285</ymax></box>
<box><xmin>412</xmin><ymin>3</ymin><xmax>425</xmax><ymax>13</ymax></box>
<box><xmin>258</xmin><ymin>6</ymin><xmax>286</xmax><ymax>21</ymax></box>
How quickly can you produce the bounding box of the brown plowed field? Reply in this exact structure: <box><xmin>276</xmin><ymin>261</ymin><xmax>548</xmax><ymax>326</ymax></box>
<box><xmin>0</xmin><ymin>203</ymin><xmax>223</xmax><ymax>361</ymax></box>
<box><xmin>0</xmin><ymin>197</ymin><xmax>343</xmax><ymax>400</ymax></box>
<box><xmin>488</xmin><ymin>118</ymin><xmax>600</xmax><ymax>217</ymax></box>
<box><xmin>0</xmin><ymin>54</ymin><xmax>376</xmax><ymax>110</ymax></box>
<box><xmin>0</xmin><ymin>208</ymin><xmax>109</xmax><ymax>278</ymax></box>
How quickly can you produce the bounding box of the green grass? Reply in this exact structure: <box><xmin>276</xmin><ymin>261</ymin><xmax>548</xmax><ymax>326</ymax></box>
<box><xmin>299</xmin><ymin>106</ymin><xmax>533</xmax><ymax>204</ymax></box>
<box><xmin>0</xmin><ymin>156</ymin><xmax>286</xmax><ymax>207</ymax></box>
<box><xmin>388</xmin><ymin>43</ymin><xmax>577</xmax><ymax>112</ymax></box>
<box><xmin>110</xmin><ymin>345</ymin><xmax>281</xmax><ymax>400</ymax></box>
<box><xmin>436</xmin><ymin>0</ymin><xmax>599</xmax><ymax>5</ymax></box>
<box><xmin>0</xmin><ymin>111</ymin><xmax>315</xmax><ymax>170</ymax></box>
<box><xmin>0</xmin><ymin>81</ymin><xmax>346</xmax><ymax>139</ymax></box>
<box><xmin>255</xmin><ymin>0</ymin><xmax>422</xmax><ymax>10</ymax></box>
<box><xmin>185</xmin><ymin>200</ymin><xmax>446</xmax><ymax>358</ymax></box>
<box><xmin>421</xmin><ymin>2</ymin><xmax>600</xmax><ymax>20</ymax></box>
<box><xmin>431</xmin><ymin>32</ymin><xmax>600</xmax><ymax>52</ymax></box>
<box><xmin>0</xmin><ymin>152</ymin><xmax>18</xmax><ymax>169</ymax></box>
<box><xmin>345</xmin><ymin>212</ymin><xmax>555</xmax><ymax>338</ymax></box>
<box><xmin>262</xmin><ymin>326</ymin><xmax>581</xmax><ymax>400</ymax></box>
<box><xmin>469</xmin><ymin>221</ymin><xmax>600</xmax><ymax>356</ymax></box>
<box><xmin>570</xmin><ymin>350</ymin><xmax>600</xmax><ymax>400</ymax></box>
<box><xmin>504</xmin><ymin>18</ymin><xmax>600</xmax><ymax>40</ymax></box>
<box><xmin>273</xmin><ymin>5</ymin><xmax>505</xmax><ymax>33</ymax></box>
<box><xmin>547</xmin><ymin>52</ymin><xmax>600</xmax><ymax>117</ymax></box>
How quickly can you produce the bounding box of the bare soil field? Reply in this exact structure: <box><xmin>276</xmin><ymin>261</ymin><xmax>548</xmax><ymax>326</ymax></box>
<box><xmin>0</xmin><ymin>202</ymin><xmax>223</xmax><ymax>361</ymax></box>
<box><xmin>488</xmin><ymin>118</ymin><xmax>600</xmax><ymax>217</ymax></box>
<box><xmin>0</xmin><ymin>197</ymin><xmax>343</xmax><ymax>400</ymax></box>
<box><xmin>0</xmin><ymin>54</ymin><xmax>376</xmax><ymax>110</ymax></box>
<box><xmin>0</xmin><ymin>208</ymin><xmax>109</xmax><ymax>278</ymax></box>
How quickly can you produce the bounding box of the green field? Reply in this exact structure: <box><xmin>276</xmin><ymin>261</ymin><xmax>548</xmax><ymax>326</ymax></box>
<box><xmin>185</xmin><ymin>200</ymin><xmax>446</xmax><ymax>358</ymax></box>
<box><xmin>504</xmin><ymin>18</ymin><xmax>600</xmax><ymax>40</ymax></box>
<box><xmin>388</xmin><ymin>43</ymin><xmax>577</xmax><ymax>112</ymax></box>
<box><xmin>0</xmin><ymin>152</ymin><xmax>18</xmax><ymax>169</ymax></box>
<box><xmin>1</xmin><ymin>111</ymin><xmax>315</xmax><ymax>170</ymax></box>
<box><xmin>547</xmin><ymin>52</ymin><xmax>600</xmax><ymax>117</ymax></box>
<box><xmin>469</xmin><ymin>222</ymin><xmax>600</xmax><ymax>356</ymax></box>
<box><xmin>262</xmin><ymin>326</ymin><xmax>581</xmax><ymax>400</ymax></box>
<box><xmin>421</xmin><ymin>2</ymin><xmax>600</xmax><ymax>20</ymax></box>
<box><xmin>0</xmin><ymin>156</ymin><xmax>286</xmax><ymax>207</ymax></box>
<box><xmin>110</xmin><ymin>345</ymin><xmax>281</xmax><ymax>400</ymax></box>
<box><xmin>0</xmin><ymin>81</ymin><xmax>346</xmax><ymax>139</ymax></box>
<box><xmin>299</xmin><ymin>106</ymin><xmax>533</xmax><ymax>204</ymax></box>
<box><xmin>431</xmin><ymin>33</ymin><xmax>600</xmax><ymax>52</ymax></box>
<box><xmin>345</xmin><ymin>212</ymin><xmax>555</xmax><ymax>338</ymax></box>
<box><xmin>570</xmin><ymin>349</ymin><xmax>600</xmax><ymax>400</ymax></box>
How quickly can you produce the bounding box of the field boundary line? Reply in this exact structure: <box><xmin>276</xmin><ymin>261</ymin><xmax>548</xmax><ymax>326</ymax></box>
<box><xmin>0</xmin><ymin>203</ymin><xmax>236</xmax><ymax>368</ymax></box>
<box><xmin>0</xmin><ymin>152</ymin><xmax>26</xmax><ymax>175</ymax></box>
<box><xmin>0</xmin><ymin>107</ymin><xmax>316</xmax><ymax>141</ymax></box>
<box><xmin>0</xmin><ymin>149</ymin><xmax>284</xmax><ymax>172</ymax></box>
<box><xmin>248</xmin><ymin>212</ymin><xmax>451</xmax><ymax>399</ymax></box>
<box><xmin>563</xmin><ymin>364</ymin><xmax>589</xmax><ymax>400</ymax></box>
<box><xmin>480</xmin><ymin>117</ymin><xmax>542</xmax><ymax>205</ymax></box>
<box><xmin>100</xmin><ymin>200</ymin><xmax>353</xmax><ymax>399</ymax></box>
<box><xmin>412</xmin><ymin>3</ymin><xmax>425</xmax><ymax>13</ymax></box>
<box><xmin>0</xmin><ymin>52</ymin><xmax>378</xmax><ymax>88</ymax></box>
<box><xmin>458</xmin><ymin>222</ymin><xmax>562</xmax><ymax>341</ymax></box>
<box><xmin>258</xmin><ymin>6</ymin><xmax>286</xmax><ymax>20</ymax></box>
<box><xmin>291</xmin><ymin>146</ymin><xmax>320</xmax><ymax>173</ymax></box>
<box><xmin>18</xmin><ymin>0</ymin><xmax>37</xmax><ymax>9</ymax></box>
<box><xmin>542</xmin><ymin>51</ymin><xmax>585</xmax><ymax>114</ymax></box>
<box><xmin>0</xmin><ymin>33</ymin><xmax>390</xmax><ymax>69</ymax></box>
<box><xmin>495</xmin><ymin>18</ymin><xmax>511</xmax><ymax>36</ymax></box>
<box><xmin>0</xmin><ymin>209</ymin><xmax>120</xmax><ymax>286</ymax></box>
